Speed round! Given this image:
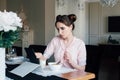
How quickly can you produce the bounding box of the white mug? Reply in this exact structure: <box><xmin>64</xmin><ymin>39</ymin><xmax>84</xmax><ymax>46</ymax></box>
<box><xmin>39</xmin><ymin>59</ymin><xmax>46</xmax><ymax>69</ymax></box>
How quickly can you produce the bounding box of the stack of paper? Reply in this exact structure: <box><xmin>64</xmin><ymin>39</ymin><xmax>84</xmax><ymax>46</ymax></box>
<box><xmin>10</xmin><ymin>62</ymin><xmax>40</xmax><ymax>77</ymax></box>
<box><xmin>10</xmin><ymin>61</ymin><xmax>77</xmax><ymax>77</ymax></box>
<box><xmin>32</xmin><ymin>66</ymin><xmax>76</xmax><ymax>77</ymax></box>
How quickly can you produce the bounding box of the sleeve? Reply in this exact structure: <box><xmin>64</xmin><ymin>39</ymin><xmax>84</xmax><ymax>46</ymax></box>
<box><xmin>77</xmin><ymin>41</ymin><xmax>86</xmax><ymax>66</ymax></box>
<box><xmin>43</xmin><ymin>37</ymin><xmax>56</xmax><ymax>59</ymax></box>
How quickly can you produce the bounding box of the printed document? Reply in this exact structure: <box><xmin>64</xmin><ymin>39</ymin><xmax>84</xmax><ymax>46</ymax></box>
<box><xmin>10</xmin><ymin>62</ymin><xmax>40</xmax><ymax>77</ymax></box>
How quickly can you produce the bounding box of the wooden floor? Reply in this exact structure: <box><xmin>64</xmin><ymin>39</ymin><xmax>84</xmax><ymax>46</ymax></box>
<box><xmin>98</xmin><ymin>57</ymin><xmax>119</xmax><ymax>80</ymax></box>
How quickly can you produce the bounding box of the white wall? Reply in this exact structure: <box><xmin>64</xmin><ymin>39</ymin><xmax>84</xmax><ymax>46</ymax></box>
<box><xmin>45</xmin><ymin>0</ymin><xmax>55</xmax><ymax>45</ymax></box>
<box><xmin>89</xmin><ymin>2</ymin><xmax>120</xmax><ymax>45</ymax></box>
<box><xmin>0</xmin><ymin>0</ymin><xmax>6</xmax><ymax>10</ymax></box>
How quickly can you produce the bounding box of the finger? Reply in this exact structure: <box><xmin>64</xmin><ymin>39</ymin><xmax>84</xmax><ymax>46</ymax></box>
<box><xmin>35</xmin><ymin>54</ymin><xmax>39</xmax><ymax>58</ymax></box>
<box><xmin>64</xmin><ymin>54</ymin><xmax>67</xmax><ymax>59</ymax></box>
<box><xmin>35</xmin><ymin>52</ymin><xmax>42</xmax><ymax>58</ymax></box>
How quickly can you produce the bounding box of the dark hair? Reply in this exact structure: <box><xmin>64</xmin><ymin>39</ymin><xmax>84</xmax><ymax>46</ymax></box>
<box><xmin>55</xmin><ymin>14</ymin><xmax>77</xmax><ymax>30</ymax></box>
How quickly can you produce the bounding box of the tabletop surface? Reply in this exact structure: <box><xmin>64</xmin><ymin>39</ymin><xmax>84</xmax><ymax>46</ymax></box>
<box><xmin>6</xmin><ymin>62</ymin><xmax>95</xmax><ymax>80</ymax></box>
<box><xmin>59</xmin><ymin>70</ymin><xmax>95</xmax><ymax>80</ymax></box>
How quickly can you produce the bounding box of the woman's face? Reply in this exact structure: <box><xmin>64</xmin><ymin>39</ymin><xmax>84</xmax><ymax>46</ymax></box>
<box><xmin>56</xmin><ymin>22</ymin><xmax>72</xmax><ymax>39</ymax></box>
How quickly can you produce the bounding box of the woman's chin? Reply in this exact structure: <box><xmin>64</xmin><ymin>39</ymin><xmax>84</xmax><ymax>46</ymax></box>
<box><xmin>61</xmin><ymin>37</ymin><xmax>66</xmax><ymax>39</ymax></box>
<box><xmin>59</xmin><ymin>35</ymin><xmax>66</xmax><ymax>40</ymax></box>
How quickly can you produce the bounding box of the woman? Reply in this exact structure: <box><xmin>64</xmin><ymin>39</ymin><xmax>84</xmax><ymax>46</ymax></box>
<box><xmin>35</xmin><ymin>14</ymin><xmax>86</xmax><ymax>71</ymax></box>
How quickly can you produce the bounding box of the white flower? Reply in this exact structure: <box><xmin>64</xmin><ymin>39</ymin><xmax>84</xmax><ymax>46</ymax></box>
<box><xmin>0</xmin><ymin>10</ymin><xmax>22</xmax><ymax>32</ymax></box>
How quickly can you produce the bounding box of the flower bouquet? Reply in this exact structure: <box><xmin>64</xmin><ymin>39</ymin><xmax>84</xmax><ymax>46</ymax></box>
<box><xmin>0</xmin><ymin>10</ymin><xmax>22</xmax><ymax>48</ymax></box>
<box><xmin>0</xmin><ymin>10</ymin><xmax>22</xmax><ymax>80</ymax></box>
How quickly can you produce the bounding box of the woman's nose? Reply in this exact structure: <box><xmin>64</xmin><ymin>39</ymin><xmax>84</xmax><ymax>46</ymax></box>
<box><xmin>58</xmin><ymin>30</ymin><xmax>62</xmax><ymax>35</ymax></box>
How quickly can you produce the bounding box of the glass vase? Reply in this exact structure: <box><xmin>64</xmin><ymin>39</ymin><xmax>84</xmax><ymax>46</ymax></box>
<box><xmin>0</xmin><ymin>48</ymin><xmax>5</xmax><ymax>80</ymax></box>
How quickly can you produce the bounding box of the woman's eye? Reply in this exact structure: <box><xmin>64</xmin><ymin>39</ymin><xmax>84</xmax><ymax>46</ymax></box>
<box><xmin>61</xmin><ymin>27</ymin><xmax>65</xmax><ymax>30</ymax></box>
<box><xmin>57</xmin><ymin>28</ymin><xmax>59</xmax><ymax>31</ymax></box>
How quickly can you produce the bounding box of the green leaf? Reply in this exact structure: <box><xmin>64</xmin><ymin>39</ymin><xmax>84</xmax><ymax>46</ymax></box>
<box><xmin>0</xmin><ymin>28</ymin><xmax>21</xmax><ymax>48</ymax></box>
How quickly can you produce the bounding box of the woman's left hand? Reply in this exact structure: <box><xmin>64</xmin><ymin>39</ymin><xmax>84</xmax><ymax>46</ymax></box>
<box><xmin>64</xmin><ymin>51</ymin><xmax>85</xmax><ymax>71</ymax></box>
<box><xmin>64</xmin><ymin>51</ymin><xmax>72</xmax><ymax>63</ymax></box>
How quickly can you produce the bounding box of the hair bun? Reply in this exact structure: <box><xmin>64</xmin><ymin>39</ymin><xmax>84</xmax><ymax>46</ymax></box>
<box><xmin>68</xmin><ymin>14</ymin><xmax>77</xmax><ymax>22</ymax></box>
<box><xmin>56</xmin><ymin>15</ymin><xmax>62</xmax><ymax>21</ymax></box>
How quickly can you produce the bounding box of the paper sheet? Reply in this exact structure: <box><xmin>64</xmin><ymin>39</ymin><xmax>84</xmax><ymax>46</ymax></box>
<box><xmin>32</xmin><ymin>66</ymin><xmax>76</xmax><ymax>77</ymax></box>
<box><xmin>10</xmin><ymin>62</ymin><xmax>40</xmax><ymax>77</ymax></box>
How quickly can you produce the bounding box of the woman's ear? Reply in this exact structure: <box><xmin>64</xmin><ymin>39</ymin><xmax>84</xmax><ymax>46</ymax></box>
<box><xmin>70</xmin><ymin>25</ymin><xmax>73</xmax><ymax>30</ymax></box>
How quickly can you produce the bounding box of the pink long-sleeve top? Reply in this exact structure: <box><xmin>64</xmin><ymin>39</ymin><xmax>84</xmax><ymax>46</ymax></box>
<box><xmin>43</xmin><ymin>36</ymin><xmax>86</xmax><ymax>69</ymax></box>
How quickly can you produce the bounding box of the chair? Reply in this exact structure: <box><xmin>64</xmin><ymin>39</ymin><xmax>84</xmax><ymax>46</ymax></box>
<box><xmin>24</xmin><ymin>48</ymin><xmax>39</xmax><ymax>64</ymax></box>
<box><xmin>29</xmin><ymin>45</ymin><xmax>47</xmax><ymax>53</ymax></box>
<box><xmin>85</xmin><ymin>45</ymin><xmax>101</xmax><ymax>80</ymax></box>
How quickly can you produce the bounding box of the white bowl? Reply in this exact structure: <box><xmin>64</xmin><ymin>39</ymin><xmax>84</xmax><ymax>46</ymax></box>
<box><xmin>9</xmin><ymin>56</ymin><xmax>24</xmax><ymax>61</ymax></box>
<box><xmin>48</xmin><ymin>62</ymin><xmax>62</xmax><ymax>71</ymax></box>
<box><xmin>8</xmin><ymin>56</ymin><xmax>25</xmax><ymax>63</ymax></box>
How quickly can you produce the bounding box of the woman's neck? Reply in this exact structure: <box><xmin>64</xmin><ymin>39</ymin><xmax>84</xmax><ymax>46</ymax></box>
<box><xmin>64</xmin><ymin>34</ymin><xmax>74</xmax><ymax>47</ymax></box>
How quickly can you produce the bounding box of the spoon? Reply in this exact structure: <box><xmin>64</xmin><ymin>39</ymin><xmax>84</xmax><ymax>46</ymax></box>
<box><xmin>56</xmin><ymin>61</ymin><xmax>61</xmax><ymax>64</ymax></box>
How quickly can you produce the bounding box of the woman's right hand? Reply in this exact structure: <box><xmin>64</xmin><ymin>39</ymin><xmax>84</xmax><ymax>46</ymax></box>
<box><xmin>35</xmin><ymin>52</ymin><xmax>46</xmax><ymax>60</ymax></box>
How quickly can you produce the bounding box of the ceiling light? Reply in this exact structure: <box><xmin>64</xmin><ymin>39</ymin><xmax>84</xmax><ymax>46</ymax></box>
<box><xmin>100</xmin><ymin>0</ymin><xmax>118</xmax><ymax>7</ymax></box>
